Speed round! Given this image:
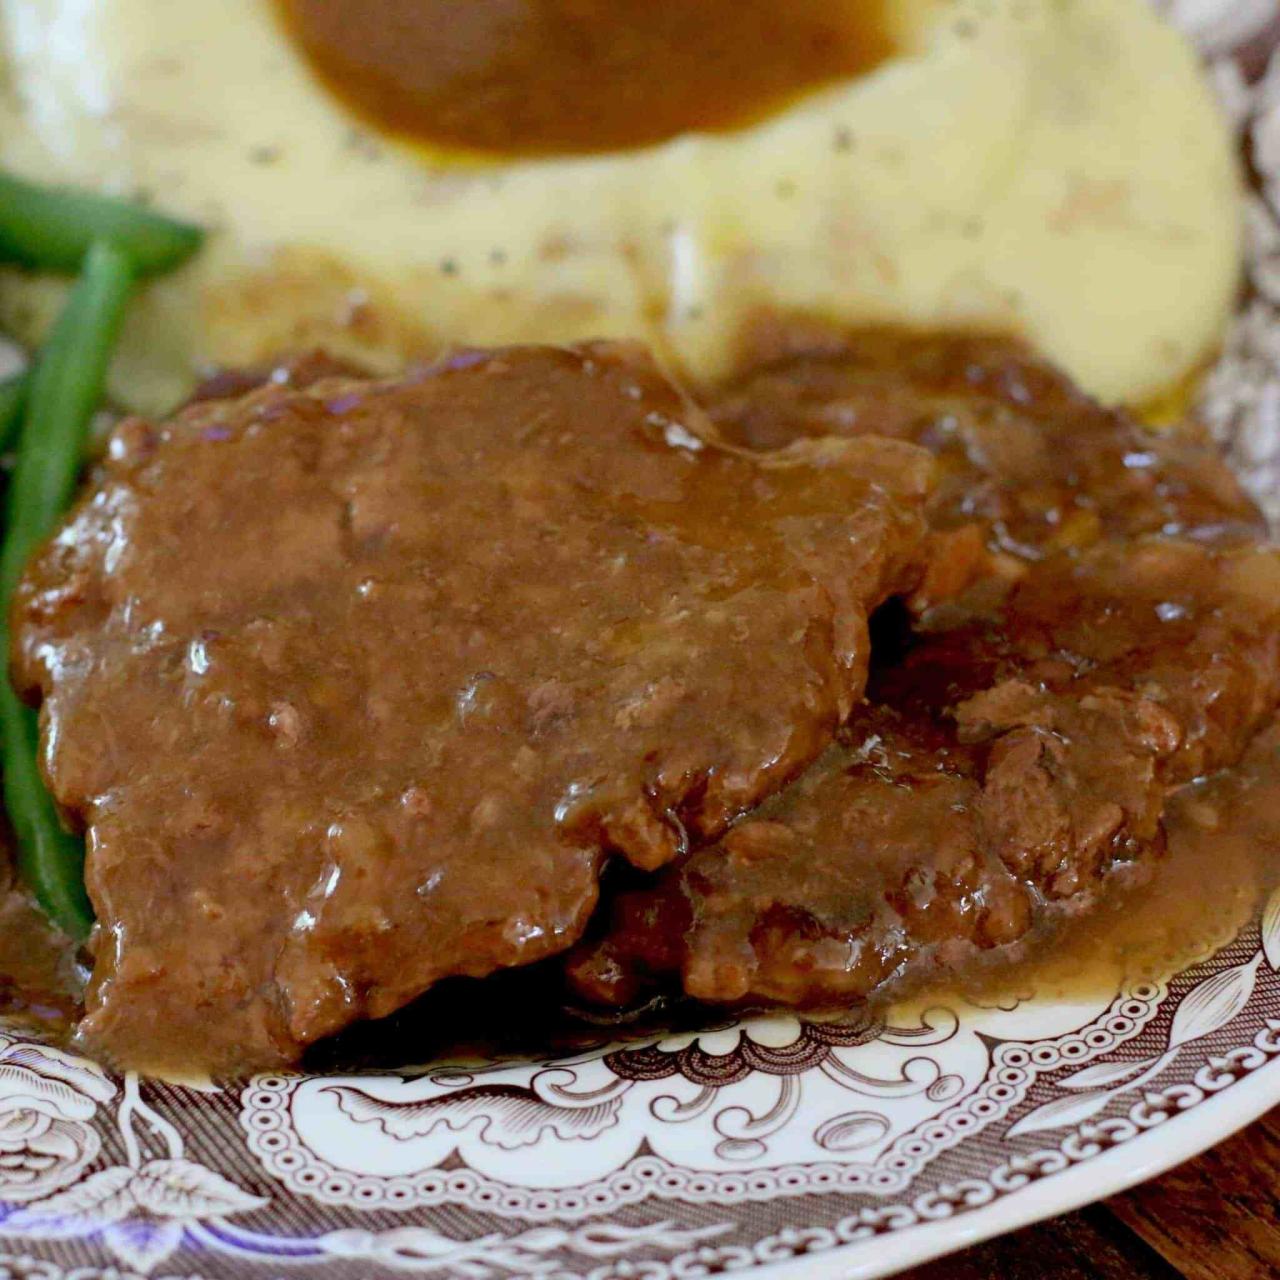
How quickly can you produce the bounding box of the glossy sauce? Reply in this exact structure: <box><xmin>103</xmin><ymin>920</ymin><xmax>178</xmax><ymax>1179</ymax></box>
<box><xmin>272</xmin><ymin>0</ymin><xmax>895</xmax><ymax>156</ymax></box>
<box><xmin>13</xmin><ymin>344</ymin><xmax>930</xmax><ymax>1075</ymax></box>
<box><xmin>895</xmin><ymin>724</ymin><xmax>1280</xmax><ymax>1017</ymax></box>
<box><xmin>301</xmin><ymin>731</ymin><xmax>1280</xmax><ymax>1071</ymax></box>
<box><xmin>2</xmin><ymin>333</ymin><xmax>1278</xmax><ymax>1071</ymax></box>
<box><xmin>3</xmin><ymin>731</ymin><xmax>1276</xmax><ymax>1068</ymax></box>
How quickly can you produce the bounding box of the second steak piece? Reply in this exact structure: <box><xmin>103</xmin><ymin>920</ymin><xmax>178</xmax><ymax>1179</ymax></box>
<box><xmin>566</xmin><ymin>538</ymin><xmax>1280</xmax><ymax>1009</ymax></box>
<box><xmin>12</xmin><ymin>342</ymin><xmax>930</xmax><ymax>1071</ymax></box>
<box><xmin>566</xmin><ymin>331</ymin><xmax>1277</xmax><ymax>1012</ymax></box>
<box><xmin>712</xmin><ymin>328</ymin><xmax>1264</xmax><ymax>557</ymax></box>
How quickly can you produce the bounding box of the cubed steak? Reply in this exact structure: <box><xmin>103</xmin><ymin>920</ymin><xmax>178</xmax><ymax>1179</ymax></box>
<box><xmin>566</xmin><ymin>538</ymin><xmax>1280</xmax><ymax>1009</ymax></box>
<box><xmin>12</xmin><ymin>342</ymin><xmax>930</xmax><ymax>1071</ymax></box>
<box><xmin>565</xmin><ymin>332</ymin><xmax>1279</xmax><ymax>1013</ymax></box>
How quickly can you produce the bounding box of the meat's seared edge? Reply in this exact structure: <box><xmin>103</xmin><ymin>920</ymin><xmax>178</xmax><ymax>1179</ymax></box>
<box><xmin>13</xmin><ymin>342</ymin><xmax>930</xmax><ymax>1071</ymax></box>
<box><xmin>566</xmin><ymin>334</ymin><xmax>1280</xmax><ymax>1012</ymax></box>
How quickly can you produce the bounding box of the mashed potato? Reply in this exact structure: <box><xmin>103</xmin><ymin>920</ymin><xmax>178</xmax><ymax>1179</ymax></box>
<box><xmin>0</xmin><ymin>0</ymin><xmax>1241</xmax><ymax>413</ymax></box>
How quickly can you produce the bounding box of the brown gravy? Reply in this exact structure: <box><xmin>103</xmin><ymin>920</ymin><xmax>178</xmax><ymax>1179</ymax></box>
<box><xmin>0</xmin><ymin>334</ymin><xmax>1274</xmax><ymax>1075</ymax></box>
<box><xmin>304</xmin><ymin>730</ymin><xmax>1280</xmax><ymax>1070</ymax></box>
<box><xmin>14</xmin><ymin>343</ymin><xmax>931</xmax><ymax>1075</ymax></box>
<box><xmin>896</xmin><ymin>722</ymin><xmax>1280</xmax><ymax>1017</ymax></box>
<box><xmin>1</xmin><ymin>732</ymin><xmax>1275</xmax><ymax>1070</ymax></box>
<box><xmin>272</xmin><ymin>0</ymin><xmax>895</xmax><ymax>157</ymax></box>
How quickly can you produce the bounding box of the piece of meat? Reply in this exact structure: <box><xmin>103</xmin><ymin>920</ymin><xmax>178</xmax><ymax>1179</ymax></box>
<box><xmin>565</xmin><ymin>332</ymin><xmax>1278</xmax><ymax>1013</ymax></box>
<box><xmin>712</xmin><ymin>329</ymin><xmax>1265</xmax><ymax>578</ymax></box>
<box><xmin>12</xmin><ymin>342</ymin><xmax>930</xmax><ymax>1071</ymax></box>
<box><xmin>566</xmin><ymin>537</ymin><xmax>1280</xmax><ymax>1009</ymax></box>
<box><xmin>564</xmin><ymin>711</ymin><xmax>1020</xmax><ymax>1010</ymax></box>
<box><xmin>888</xmin><ymin>539</ymin><xmax>1280</xmax><ymax>789</ymax></box>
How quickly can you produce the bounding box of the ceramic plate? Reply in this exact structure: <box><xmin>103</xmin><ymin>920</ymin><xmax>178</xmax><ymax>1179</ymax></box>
<box><xmin>2</xmin><ymin>4</ymin><xmax>1280</xmax><ymax>1277</ymax></box>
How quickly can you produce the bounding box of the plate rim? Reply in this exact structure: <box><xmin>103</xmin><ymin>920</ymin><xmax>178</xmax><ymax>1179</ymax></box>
<box><xmin>746</xmin><ymin>1055</ymin><xmax>1280</xmax><ymax>1279</ymax></box>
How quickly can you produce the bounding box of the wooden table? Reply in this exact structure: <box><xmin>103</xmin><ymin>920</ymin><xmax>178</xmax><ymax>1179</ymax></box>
<box><xmin>900</xmin><ymin>1109</ymin><xmax>1279</xmax><ymax>1279</ymax></box>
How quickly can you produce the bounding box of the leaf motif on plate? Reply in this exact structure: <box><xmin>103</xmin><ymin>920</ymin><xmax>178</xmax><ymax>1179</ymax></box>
<box><xmin>1055</xmin><ymin>1058</ymin><xmax>1155</xmax><ymax>1090</ymax></box>
<box><xmin>130</xmin><ymin>1158</ymin><xmax>268</xmax><ymax>1219</ymax></box>
<box><xmin>1006</xmin><ymin>1088</ymin><xmax>1112</xmax><ymax>1138</ymax></box>
<box><xmin>1167</xmin><ymin>954</ymin><xmax>1262</xmax><ymax>1050</ymax></box>
<box><xmin>103</xmin><ymin>1217</ymin><xmax>184</xmax><ymax>1275</ymax></box>
<box><xmin>325</xmin><ymin>1082</ymin><xmax>624</xmax><ymax>1149</ymax></box>
<box><xmin>1261</xmin><ymin>885</ymin><xmax>1280</xmax><ymax>972</ymax></box>
<box><xmin>320</xmin><ymin>1225</ymin><xmax>469</xmax><ymax>1261</ymax></box>
<box><xmin>3</xmin><ymin>1166</ymin><xmax>136</xmax><ymax>1234</ymax></box>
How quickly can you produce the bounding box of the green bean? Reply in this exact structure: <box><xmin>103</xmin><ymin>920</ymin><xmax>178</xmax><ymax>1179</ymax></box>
<box><xmin>2</xmin><ymin>243</ymin><xmax>134</xmax><ymax>578</ymax></box>
<box><xmin>0</xmin><ymin>170</ymin><xmax>202</xmax><ymax>276</ymax></box>
<box><xmin>0</xmin><ymin>370</ymin><xmax>28</xmax><ymax>454</ymax></box>
<box><xmin>1</xmin><ymin>241</ymin><xmax>135</xmax><ymax>938</ymax></box>
<box><xmin>0</xmin><ymin>691</ymin><xmax>89</xmax><ymax>937</ymax></box>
